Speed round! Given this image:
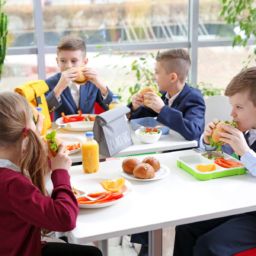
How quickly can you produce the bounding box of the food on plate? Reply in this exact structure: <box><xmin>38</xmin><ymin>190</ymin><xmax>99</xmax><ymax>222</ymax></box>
<box><xmin>142</xmin><ymin>156</ymin><xmax>160</xmax><ymax>171</ymax></box>
<box><xmin>196</xmin><ymin>164</ymin><xmax>216</xmax><ymax>172</ymax></box>
<box><xmin>73</xmin><ymin>66</ymin><xmax>88</xmax><ymax>84</ymax></box>
<box><xmin>133</xmin><ymin>163</ymin><xmax>155</xmax><ymax>179</ymax></box>
<box><xmin>214</xmin><ymin>158</ymin><xmax>243</xmax><ymax>168</ymax></box>
<box><xmin>77</xmin><ymin>191</ymin><xmax>123</xmax><ymax>205</ymax></box>
<box><xmin>122</xmin><ymin>158</ymin><xmax>141</xmax><ymax>174</ymax></box>
<box><xmin>209</xmin><ymin>120</ymin><xmax>237</xmax><ymax>150</ymax></box>
<box><xmin>141</xmin><ymin>127</ymin><xmax>161</xmax><ymax>135</ymax></box>
<box><xmin>66</xmin><ymin>143</ymin><xmax>80</xmax><ymax>152</ymax></box>
<box><xmin>61</xmin><ymin>110</ymin><xmax>95</xmax><ymax>123</ymax></box>
<box><xmin>100</xmin><ymin>177</ymin><xmax>126</xmax><ymax>192</ymax></box>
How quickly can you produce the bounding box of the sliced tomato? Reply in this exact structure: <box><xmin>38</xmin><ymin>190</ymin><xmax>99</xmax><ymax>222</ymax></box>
<box><xmin>214</xmin><ymin>158</ymin><xmax>243</xmax><ymax>168</ymax></box>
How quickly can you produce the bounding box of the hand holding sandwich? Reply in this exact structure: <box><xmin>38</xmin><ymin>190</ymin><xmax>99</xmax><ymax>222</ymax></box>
<box><xmin>204</xmin><ymin>120</ymin><xmax>250</xmax><ymax>156</ymax></box>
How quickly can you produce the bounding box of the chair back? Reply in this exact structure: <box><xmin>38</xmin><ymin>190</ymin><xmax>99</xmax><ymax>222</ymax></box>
<box><xmin>14</xmin><ymin>80</ymin><xmax>51</xmax><ymax>132</ymax></box>
<box><xmin>205</xmin><ymin>95</ymin><xmax>232</xmax><ymax>127</ymax></box>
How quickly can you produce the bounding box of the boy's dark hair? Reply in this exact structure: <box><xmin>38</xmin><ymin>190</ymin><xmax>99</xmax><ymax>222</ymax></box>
<box><xmin>57</xmin><ymin>35</ymin><xmax>86</xmax><ymax>54</ymax></box>
<box><xmin>156</xmin><ymin>49</ymin><xmax>191</xmax><ymax>83</ymax></box>
<box><xmin>225</xmin><ymin>67</ymin><xmax>256</xmax><ymax>106</ymax></box>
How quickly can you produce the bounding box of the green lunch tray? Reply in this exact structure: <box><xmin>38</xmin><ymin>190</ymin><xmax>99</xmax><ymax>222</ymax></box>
<box><xmin>176</xmin><ymin>152</ymin><xmax>246</xmax><ymax>181</ymax></box>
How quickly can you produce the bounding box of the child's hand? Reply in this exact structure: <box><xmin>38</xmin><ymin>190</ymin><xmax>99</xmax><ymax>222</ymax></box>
<box><xmin>143</xmin><ymin>92</ymin><xmax>165</xmax><ymax>113</ymax></box>
<box><xmin>50</xmin><ymin>144</ymin><xmax>72</xmax><ymax>172</ymax></box>
<box><xmin>203</xmin><ymin>120</ymin><xmax>219</xmax><ymax>144</ymax></box>
<box><xmin>54</xmin><ymin>69</ymin><xmax>78</xmax><ymax>97</ymax></box>
<box><xmin>131</xmin><ymin>93</ymin><xmax>144</xmax><ymax>111</ymax></box>
<box><xmin>81</xmin><ymin>67</ymin><xmax>108</xmax><ymax>96</ymax></box>
<box><xmin>218</xmin><ymin>124</ymin><xmax>250</xmax><ymax>156</ymax></box>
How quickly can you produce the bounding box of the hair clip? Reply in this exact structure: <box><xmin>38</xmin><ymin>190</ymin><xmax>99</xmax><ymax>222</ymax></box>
<box><xmin>22</xmin><ymin>128</ymin><xmax>30</xmax><ymax>137</ymax></box>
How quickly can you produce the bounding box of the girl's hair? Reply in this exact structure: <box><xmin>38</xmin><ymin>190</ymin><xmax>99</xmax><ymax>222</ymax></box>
<box><xmin>225</xmin><ymin>67</ymin><xmax>256</xmax><ymax>106</ymax></box>
<box><xmin>0</xmin><ymin>92</ymin><xmax>48</xmax><ymax>194</ymax></box>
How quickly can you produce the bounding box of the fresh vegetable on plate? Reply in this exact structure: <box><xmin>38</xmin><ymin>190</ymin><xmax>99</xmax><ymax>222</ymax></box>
<box><xmin>77</xmin><ymin>191</ymin><xmax>123</xmax><ymax>204</ymax></box>
<box><xmin>214</xmin><ymin>158</ymin><xmax>243</xmax><ymax>168</ymax></box>
<box><xmin>66</xmin><ymin>143</ymin><xmax>80</xmax><ymax>151</ymax></box>
<box><xmin>141</xmin><ymin>127</ymin><xmax>161</xmax><ymax>134</ymax></box>
<box><xmin>61</xmin><ymin>110</ymin><xmax>95</xmax><ymax>123</ymax></box>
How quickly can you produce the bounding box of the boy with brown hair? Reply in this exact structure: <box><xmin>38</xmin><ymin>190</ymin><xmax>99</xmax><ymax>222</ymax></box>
<box><xmin>129</xmin><ymin>49</ymin><xmax>205</xmax><ymax>141</ymax></box>
<box><xmin>45</xmin><ymin>35</ymin><xmax>113</xmax><ymax>120</ymax></box>
<box><xmin>174</xmin><ymin>67</ymin><xmax>256</xmax><ymax>256</ymax></box>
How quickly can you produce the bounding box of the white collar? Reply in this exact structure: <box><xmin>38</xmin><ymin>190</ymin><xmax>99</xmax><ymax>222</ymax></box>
<box><xmin>0</xmin><ymin>159</ymin><xmax>21</xmax><ymax>172</ymax></box>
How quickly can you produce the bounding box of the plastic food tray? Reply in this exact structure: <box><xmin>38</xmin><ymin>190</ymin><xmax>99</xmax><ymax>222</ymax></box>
<box><xmin>176</xmin><ymin>152</ymin><xmax>246</xmax><ymax>181</ymax></box>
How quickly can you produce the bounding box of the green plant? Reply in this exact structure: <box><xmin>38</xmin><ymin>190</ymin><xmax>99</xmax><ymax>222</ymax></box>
<box><xmin>0</xmin><ymin>0</ymin><xmax>8</xmax><ymax>78</ymax></box>
<box><xmin>117</xmin><ymin>53</ymin><xmax>158</xmax><ymax>104</ymax></box>
<box><xmin>220</xmin><ymin>0</ymin><xmax>256</xmax><ymax>65</ymax></box>
<box><xmin>193</xmin><ymin>82</ymin><xmax>224</xmax><ymax>97</ymax></box>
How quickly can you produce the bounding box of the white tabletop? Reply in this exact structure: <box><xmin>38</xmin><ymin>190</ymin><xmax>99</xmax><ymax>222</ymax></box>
<box><xmin>56</xmin><ymin>128</ymin><xmax>197</xmax><ymax>162</ymax></box>
<box><xmin>67</xmin><ymin>149</ymin><xmax>256</xmax><ymax>245</ymax></box>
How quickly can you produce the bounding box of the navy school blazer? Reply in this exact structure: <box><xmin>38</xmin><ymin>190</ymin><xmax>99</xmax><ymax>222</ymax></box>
<box><xmin>45</xmin><ymin>73</ymin><xmax>113</xmax><ymax>120</ymax></box>
<box><xmin>129</xmin><ymin>84</ymin><xmax>205</xmax><ymax>141</ymax></box>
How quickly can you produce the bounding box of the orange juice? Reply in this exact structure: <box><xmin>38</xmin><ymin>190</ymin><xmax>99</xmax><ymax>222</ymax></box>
<box><xmin>82</xmin><ymin>132</ymin><xmax>99</xmax><ymax>173</ymax></box>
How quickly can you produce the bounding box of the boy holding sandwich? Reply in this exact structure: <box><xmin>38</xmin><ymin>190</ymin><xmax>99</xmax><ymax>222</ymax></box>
<box><xmin>173</xmin><ymin>67</ymin><xmax>256</xmax><ymax>256</ymax></box>
<box><xmin>129</xmin><ymin>49</ymin><xmax>205</xmax><ymax>141</ymax></box>
<box><xmin>45</xmin><ymin>35</ymin><xmax>113</xmax><ymax>120</ymax></box>
<box><xmin>129</xmin><ymin>49</ymin><xmax>205</xmax><ymax>255</ymax></box>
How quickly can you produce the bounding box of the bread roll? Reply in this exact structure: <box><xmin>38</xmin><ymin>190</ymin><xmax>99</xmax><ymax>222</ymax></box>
<box><xmin>142</xmin><ymin>156</ymin><xmax>160</xmax><ymax>171</ymax></box>
<box><xmin>140</xmin><ymin>87</ymin><xmax>156</xmax><ymax>96</ymax></box>
<box><xmin>122</xmin><ymin>158</ymin><xmax>140</xmax><ymax>174</ymax></box>
<box><xmin>74</xmin><ymin>67</ymin><xmax>88</xmax><ymax>84</ymax></box>
<box><xmin>133</xmin><ymin>163</ymin><xmax>155</xmax><ymax>179</ymax></box>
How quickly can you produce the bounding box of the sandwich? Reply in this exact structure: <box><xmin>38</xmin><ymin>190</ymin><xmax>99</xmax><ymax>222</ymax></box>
<box><xmin>45</xmin><ymin>130</ymin><xmax>59</xmax><ymax>156</ymax></box>
<box><xmin>73</xmin><ymin>66</ymin><xmax>88</xmax><ymax>84</ymax></box>
<box><xmin>209</xmin><ymin>120</ymin><xmax>237</xmax><ymax>150</ymax></box>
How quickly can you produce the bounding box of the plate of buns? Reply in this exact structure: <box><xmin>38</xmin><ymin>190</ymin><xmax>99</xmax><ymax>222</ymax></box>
<box><xmin>121</xmin><ymin>156</ymin><xmax>169</xmax><ymax>181</ymax></box>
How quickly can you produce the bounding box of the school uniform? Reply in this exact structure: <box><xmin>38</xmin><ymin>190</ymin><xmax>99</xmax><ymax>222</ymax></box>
<box><xmin>0</xmin><ymin>160</ymin><xmax>78</xmax><ymax>256</ymax></box>
<box><xmin>173</xmin><ymin>131</ymin><xmax>256</xmax><ymax>256</ymax></box>
<box><xmin>129</xmin><ymin>83</ymin><xmax>205</xmax><ymax>141</ymax></box>
<box><xmin>45</xmin><ymin>73</ymin><xmax>113</xmax><ymax>120</ymax></box>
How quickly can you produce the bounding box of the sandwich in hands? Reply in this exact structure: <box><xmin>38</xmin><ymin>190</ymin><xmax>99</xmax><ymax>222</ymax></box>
<box><xmin>73</xmin><ymin>66</ymin><xmax>88</xmax><ymax>84</ymax></box>
<box><xmin>209</xmin><ymin>120</ymin><xmax>237</xmax><ymax>150</ymax></box>
<box><xmin>45</xmin><ymin>130</ymin><xmax>60</xmax><ymax>156</ymax></box>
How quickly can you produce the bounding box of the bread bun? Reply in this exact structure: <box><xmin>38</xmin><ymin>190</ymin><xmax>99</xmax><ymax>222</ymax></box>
<box><xmin>211</xmin><ymin>121</ymin><xmax>237</xmax><ymax>143</ymax></box>
<box><xmin>122</xmin><ymin>158</ymin><xmax>140</xmax><ymax>174</ymax></box>
<box><xmin>140</xmin><ymin>87</ymin><xmax>156</xmax><ymax>96</ymax></box>
<box><xmin>133</xmin><ymin>163</ymin><xmax>155</xmax><ymax>179</ymax></box>
<box><xmin>74</xmin><ymin>67</ymin><xmax>88</xmax><ymax>84</ymax></box>
<box><xmin>142</xmin><ymin>157</ymin><xmax>160</xmax><ymax>171</ymax></box>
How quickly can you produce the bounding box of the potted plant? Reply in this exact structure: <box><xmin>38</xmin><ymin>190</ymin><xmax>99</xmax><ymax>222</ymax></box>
<box><xmin>0</xmin><ymin>0</ymin><xmax>8</xmax><ymax>78</ymax></box>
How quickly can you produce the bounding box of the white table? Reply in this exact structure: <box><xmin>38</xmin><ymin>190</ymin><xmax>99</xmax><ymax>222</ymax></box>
<box><xmin>67</xmin><ymin>150</ymin><xmax>256</xmax><ymax>255</ymax></box>
<box><xmin>56</xmin><ymin>128</ymin><xmax>197</xmax><ymax>162</ymax></box>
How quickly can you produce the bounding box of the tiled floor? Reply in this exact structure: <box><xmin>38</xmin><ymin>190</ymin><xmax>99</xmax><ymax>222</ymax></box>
<box><xmin>106</xmin><ymin>227</ymin><xmax>175</xmax><ymax>256</ymax></box>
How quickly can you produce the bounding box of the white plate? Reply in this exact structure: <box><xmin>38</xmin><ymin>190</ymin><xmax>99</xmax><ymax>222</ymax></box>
<box><xmin>121</xmin><ymin>164</ymin><xmax>170</xmax><ymax>181</ymax></box>
<box><xmin>55</xmin><ymin>114</ymin><xmax>95</xmax><ymax>132</ymax></box>
<box><xmin>74</xmin><ymin>178</ymin><xmax>132</xmax><ymax>209</ymax></box>
<box><xmin>57</xmin><ymin>134</ymin><xmax>81</xmax><ymax>155</ymax></box>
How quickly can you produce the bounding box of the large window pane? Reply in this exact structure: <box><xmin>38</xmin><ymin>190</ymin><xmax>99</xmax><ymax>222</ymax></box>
<box><xmin>197</xmin><ymin>47</ymin><xmax>253</xmax><ymax>89</ymax></box>
<box><xmin>0</xmin><ymin>55</ymin><xmax>38</xmax><ymax>92</ymax></box>
<box><xmin>199</xmin><ymin>1</ymin><xmax>235</xmax><ymax>40</ymax></box>
<box><xmin>5</xmin><ymin>0</ymin><xmax>35</xmax><ymax>47</ymax></box>
<box><xmin>42</xmin><ymin>0</ymin><xmax>188</xmax><ymax>46</ymax></box>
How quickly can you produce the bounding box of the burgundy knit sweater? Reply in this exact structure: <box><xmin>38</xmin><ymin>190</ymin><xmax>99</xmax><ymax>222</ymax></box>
<box><xmin>0</xmin><ymin>167</ymin><xmax>78</xmax><ymax>256</ymax></box>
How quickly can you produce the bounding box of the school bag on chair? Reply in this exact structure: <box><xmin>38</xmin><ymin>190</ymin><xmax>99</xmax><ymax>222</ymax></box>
<box><xmin>14</xmin><ymin>80</ymin><xmax>52</xmax><ymax>132</ymax></box>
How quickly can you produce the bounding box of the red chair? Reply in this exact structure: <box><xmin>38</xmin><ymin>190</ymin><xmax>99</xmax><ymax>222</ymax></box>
<box><xmin>234</xmin><ymin>248</ymin><xmax>256</xmax><ymax>256</ymax></box>
<box><xmin>94</xmin><ymin>102</ymin><xmax>105</xmax><ymax>114</ymax></box>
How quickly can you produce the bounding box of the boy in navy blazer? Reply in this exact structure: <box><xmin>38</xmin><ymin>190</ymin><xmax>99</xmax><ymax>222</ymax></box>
<box><xmin>129</xmin><ymin>49</ymin><xmax>205</xmax><ymax>141</ymax></box>
<box><xmin>174</xmin><ymin>67</ymin><xmax>256</xmax><ymax>256</ymax></box>
<box><xmin>45</xmin><ymin>35</ymin><xmax>113</xmax><ymax>120</ymax></box>
<box><xmin>129</xmin><ymin>49</ymin><xmax>205</xmax><ymax>256</ymax></box>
